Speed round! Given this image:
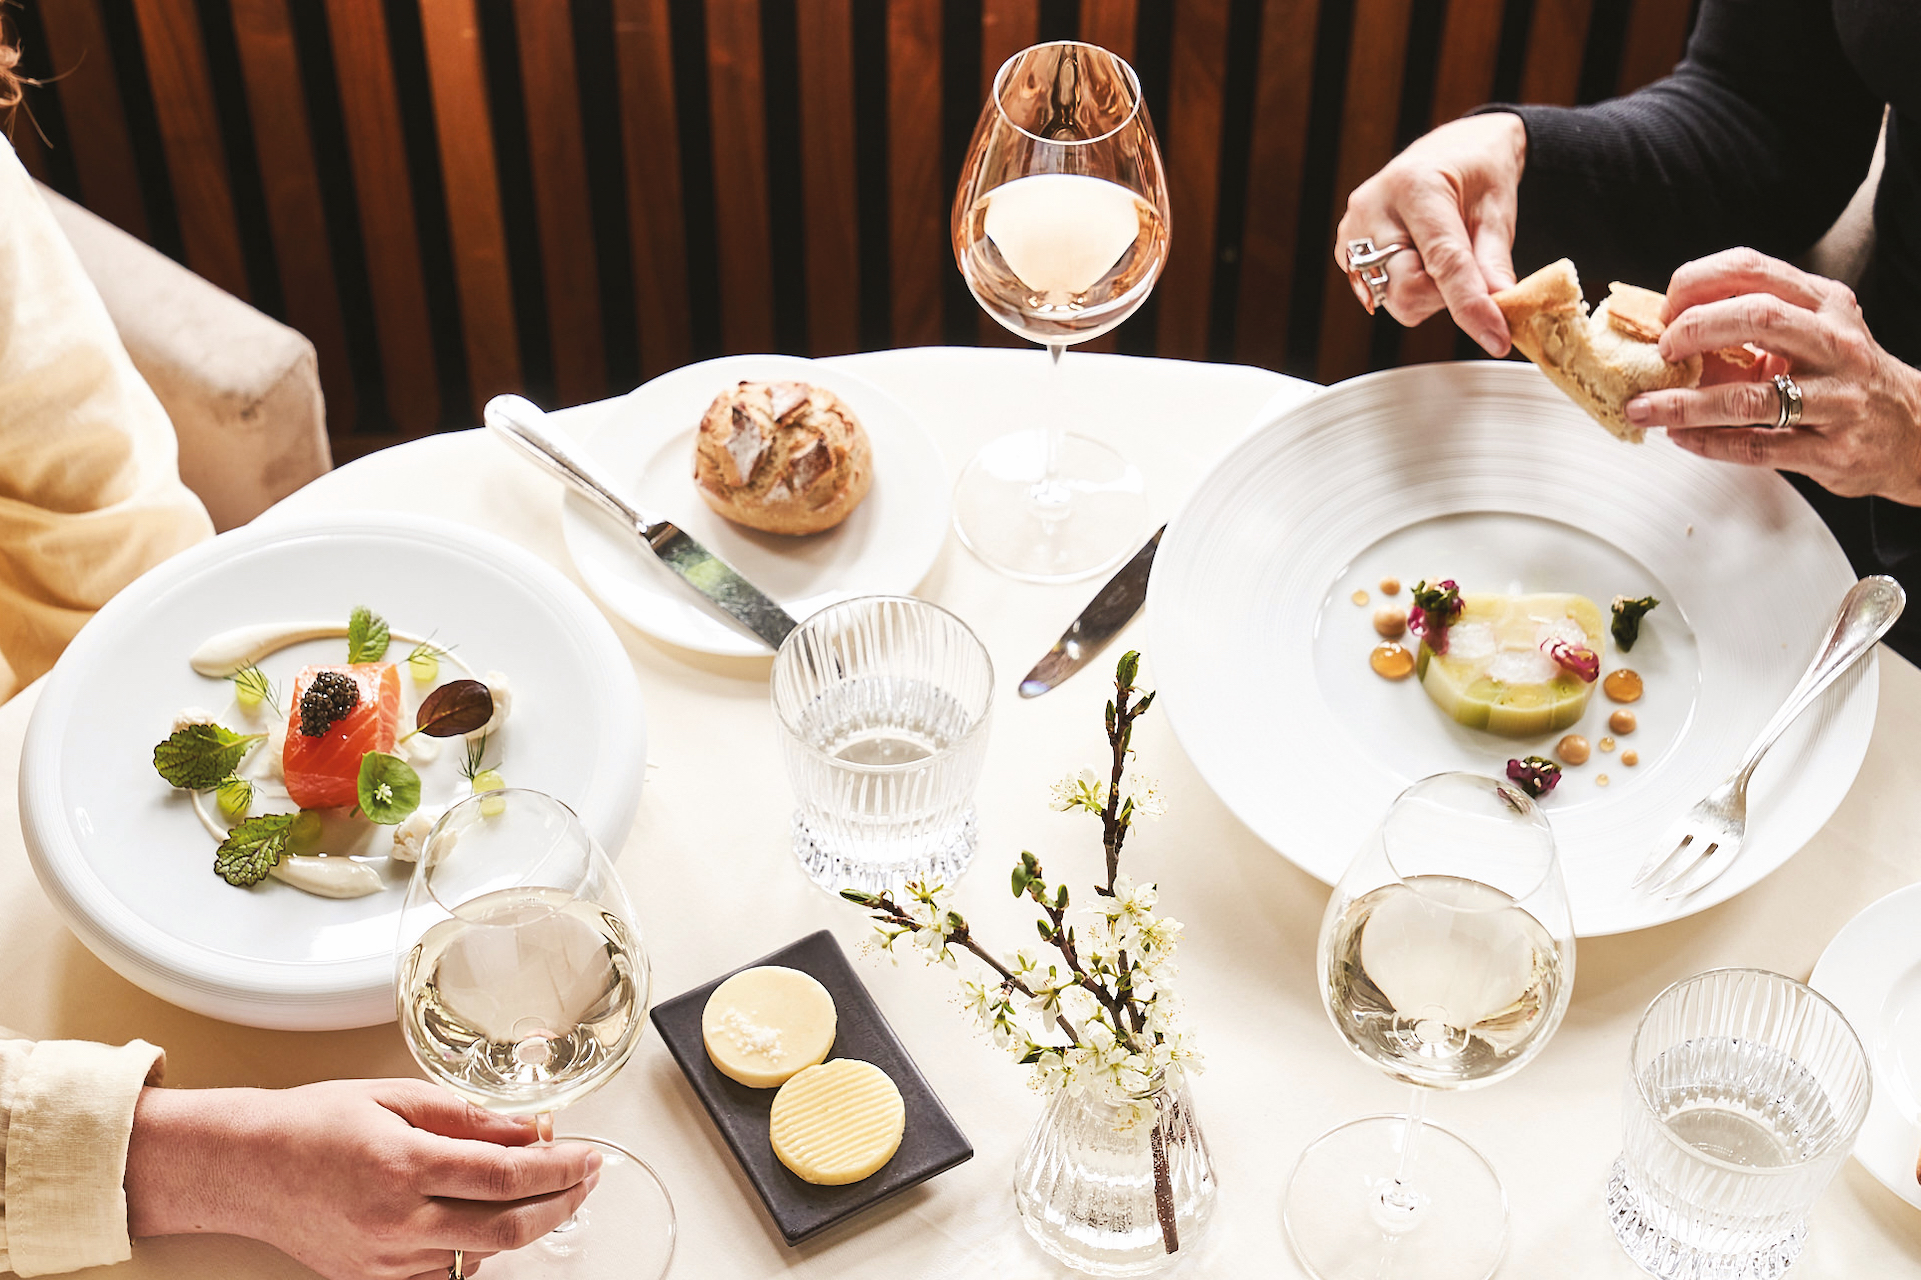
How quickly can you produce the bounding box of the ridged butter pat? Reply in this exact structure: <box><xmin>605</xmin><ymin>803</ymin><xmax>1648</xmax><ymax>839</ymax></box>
<box><xmin>701</xmin><ymin>966</ymin><xmax>837</xmax><ymax>1088</ymax></box>
<box><xmin>769</xmin><ymin>1059</ymin><xmax>905</xmax><ymax>1185</ymax></box>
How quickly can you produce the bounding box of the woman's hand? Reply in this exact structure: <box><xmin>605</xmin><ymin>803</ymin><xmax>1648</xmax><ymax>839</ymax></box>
<box><xmin>127</xmin><ymin>1079</ymin><xmax>602</xmax><ymax>1280</ymax></box>
<box><xmin>1333</xmin><ymin>113</ymin><xmax>1527</xmax><ymax>356</ymax></box>
<box><xmin>1627</xmin><ymin>248</ymin><xmax>1921</xmax><ymax>505</ymax></box>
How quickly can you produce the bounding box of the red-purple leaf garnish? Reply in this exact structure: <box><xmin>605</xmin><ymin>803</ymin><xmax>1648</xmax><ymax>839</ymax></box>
<box><xmin>1543</xmin><ymin>638</ymin><xmax>1600</xmax><ymax>683</ymax></box>
<box><xmin>1408</xmin><ymin>579</ymin><xmax>1464</xmax><ymax>654</ymax></box>
<box><xmin>1507</xmin><ymin>756</ymin><xmax>1562</xmax><ymax>798</ymax></box>
<box><xmin>414</xmin><ymin>678</ymin><xmax>494</xmax><ymax>738</ymax></box>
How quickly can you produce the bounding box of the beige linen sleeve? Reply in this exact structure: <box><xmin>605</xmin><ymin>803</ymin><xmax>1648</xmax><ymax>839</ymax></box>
<box><xmin>0</xmin><ymin>1033</ymin><xmax>166</xmax><ymax>1276</ymax></box>
<box><xmin>0</xmin><ymin>135</ymin><xmax>213</xmax><ymax>703</ymax></box>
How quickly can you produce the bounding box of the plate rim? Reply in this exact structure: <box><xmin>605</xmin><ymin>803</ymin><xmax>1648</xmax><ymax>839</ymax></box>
<box><xmin>561</xmin><ymin>353</ymin><xmax>953</xmax><ymax>656</ymax></box>
<box><xmin>19</xmin><ymin>510</ymin><xmax>645</xmax><ymax>1028</ymax></box>
<box><xmin>1809</xmin><ymin>880</ymin><xmax>1921</xmax><ymax>1211</ymax></box>
<box><xmin>1147</xmin><ymin>360</ymin><xmax>1877</xmax><ymax>936</ymax></box>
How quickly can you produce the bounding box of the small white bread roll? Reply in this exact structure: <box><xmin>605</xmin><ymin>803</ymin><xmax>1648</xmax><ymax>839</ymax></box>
<box><xmin>1493</xmin><ymin>259</ymin><xmax>1702</xmax><ymax>444</ymax></box>
<box><xmin>693</xmin><ymin>380</ymin><xmax>873</xmax><ymax>535</ymax></box>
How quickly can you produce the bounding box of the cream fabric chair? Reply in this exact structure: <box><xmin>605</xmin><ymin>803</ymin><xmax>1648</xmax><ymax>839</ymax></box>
<box><xmin>36</xmin><ymin>185</ymin><xmax>332</xmax><ymax>531</ymax></box>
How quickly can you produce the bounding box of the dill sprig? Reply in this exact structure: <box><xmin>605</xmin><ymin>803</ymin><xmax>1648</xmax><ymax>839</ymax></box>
<box><xmin>459</xmin><ymin>734</ymin><xmax>490</xmax><ymax>783</ymax></box>
<box><xmin>233</xmin><ymin>664</ymin><xmax>280</xmax><ymax>714</ymax></box>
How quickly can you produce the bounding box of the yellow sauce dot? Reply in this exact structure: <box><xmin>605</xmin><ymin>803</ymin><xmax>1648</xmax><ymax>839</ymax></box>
<box><xmin>1599</xmin><ymin>736</ymin><xmax>1616</xmax><ymax>752</ymax></box>
<box><xmin>1556</xmin><ymin>734</ymin><xmax>1590</xmax><ymax>766</ymax></box>
<box><xmin>1352</xmin><ymin>589</ymin><xmax>1370</xmax><ymax>606</ymax></box>
<box><xmin>1369</xmin><ymin>642</ymin><xmax>1415</xmax><ymax>680</ymax></box>
<box><xmin>1596</xmin><ymin>774</ymin><xmax>1611</xmax><ymax>787</ymax></box>
<box><xmin>1609</xmin><ymin>709</ymin><xmax>1638</xmax><ymax>735</ymax></box>
<box><xmin>1373</xmin><ymin>607</ymin><xmax>1408</xmax><ymax>638</ymax></box>
<box><xmin>1622</xmin><ymin>750</ymin><xmax>1639</xmax><ymax>767</ymax></box>
<box><xmin>1603</xmin><ymin>669</ymin><xmax>1644</xmax><ymax>703</ymax></box>
<box><xmin>1379</xmin><ymin>576</ymin><xmax>1402</xmax><ymax>596</ymax></box>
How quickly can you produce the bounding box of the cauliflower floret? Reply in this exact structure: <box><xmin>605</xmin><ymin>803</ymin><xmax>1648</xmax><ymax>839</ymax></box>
<box><xmin>390</xmin><ymin>806</ymin><xmax>447</xmax><ymax>864</ymax></box>
<box><xmin>171</xmin><ymin>706</ymin><xmax>217</xmax><ymax>733</ymax></box>
<box><xmin>466</xmin><ymin>670</ymin><xmax>512</xmax><ymax>740</ymax></box>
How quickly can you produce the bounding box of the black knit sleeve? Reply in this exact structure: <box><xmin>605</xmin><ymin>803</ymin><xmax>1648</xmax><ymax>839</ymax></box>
<box><xmin>1478</xmin><ymin>0</ymin><xmax>1883</xmax><ymax>294</ymax></box>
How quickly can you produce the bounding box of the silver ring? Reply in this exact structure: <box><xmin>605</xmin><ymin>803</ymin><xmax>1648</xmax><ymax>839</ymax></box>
<box><xmin>1346</xmin><ymin>237</ymin><xmax>1408</xmax><ymax>311</ymax></box>
<box><xmin>1773</xmin><ymin>372</ymin><xmax>1803</xmax><ymax>429</ymax></box>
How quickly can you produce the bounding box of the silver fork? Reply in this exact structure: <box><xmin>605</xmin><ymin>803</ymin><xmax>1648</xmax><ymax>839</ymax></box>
<box><xmin>1633</xmin><ymin>575</ymin><xmax>1905</xmax><ymax>899</ymax></box>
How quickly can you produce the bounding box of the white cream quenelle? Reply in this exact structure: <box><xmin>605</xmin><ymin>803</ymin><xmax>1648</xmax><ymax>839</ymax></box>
<box><xmin>701</xmin><ymin>966</ymin><xmax>838</xmax><ymax>1089</ymax></box>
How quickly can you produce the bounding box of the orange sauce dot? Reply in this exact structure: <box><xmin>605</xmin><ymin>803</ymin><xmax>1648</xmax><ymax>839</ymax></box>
<box><xmin>1609</xmin><ymin>709</ymin><xmax>1638</xmax><ymax>735</ymax></box>
<box><xmin>1603</xmin><ymin>669</ymin><xmax>1644</xmax><ymax>703</ymax></box>
<box><xmin>1622</xmin><ymin>750</ymin><xmax>1640</xmax><ymax>767</ymax></box>
<box><xmin>1370</xmin><ymin>642</ymin><xmax>1415</xmax><ymax>680</ymax></box>
<box><xmin>1379</xmin><ymin>576</ymin><xmax>1402</xmax><ymax>596</ymax></box>
<box><xmin>1599</xmin><ymin>736</ymin><xmax>1616</xmax><ymax>752</ymax></box>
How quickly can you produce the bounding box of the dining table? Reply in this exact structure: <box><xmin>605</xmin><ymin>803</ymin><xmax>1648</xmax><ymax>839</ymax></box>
<box><xmin>4</xmin><ymin>346</ymin><xmax>1920</xmax><ymax>1279</ymax></box>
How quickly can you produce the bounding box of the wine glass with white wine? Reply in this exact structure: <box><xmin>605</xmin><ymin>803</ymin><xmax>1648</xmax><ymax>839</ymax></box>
<box><xmin>951</xmin><ymin>40</ymin><xmax>1170</xmax><ymax>581</ymax></box>
<box><xmin>395</xmin><ymin>788</ymin><xmax>674</xmax><ymax>1279</ymax></box>
<box><xmin>1283</xmin><ymin>772</ymin><xmax>1576</xmax><ymax>1280</ymax></box>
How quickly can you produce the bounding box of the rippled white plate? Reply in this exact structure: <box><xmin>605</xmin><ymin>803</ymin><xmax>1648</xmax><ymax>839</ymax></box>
<box><xmin>19</xmin><ymin>514</ymin><xmax>645</xmax><ymax>1029</ymax></box>
<box><xmin>1811</xmin><ymin>883</ymin><xmax>1921</xmax><ymax>1211</ymax></box>
<box><xmin>1150</xmin><ymin>362</ymin><xmax>1875</xmax><ymax>936</ymax></box>
<box><xmin>562</xmin><ymin>355</ymin><xmax>951</xmax><ymax>656</ymax></box>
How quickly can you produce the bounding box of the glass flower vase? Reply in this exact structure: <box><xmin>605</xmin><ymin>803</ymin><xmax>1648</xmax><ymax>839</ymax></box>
<box><xmin>1013</xmin><ymin>1080</ymin><xmax>1217</xmax><ymax>1276</ymax></box>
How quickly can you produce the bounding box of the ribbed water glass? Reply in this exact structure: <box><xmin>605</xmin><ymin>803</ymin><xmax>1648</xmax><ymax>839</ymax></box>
<box><xmin>1608</xmin><ymin>968</ymin><xmax>1870</xmax><ymax>1280</ymax></box>
<box><xmin>771</xmin><ymin>596</ymin><xmax>994</xmax><ymax>894</ymax></box>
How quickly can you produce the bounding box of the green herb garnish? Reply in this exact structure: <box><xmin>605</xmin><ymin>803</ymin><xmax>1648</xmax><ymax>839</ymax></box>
<box><xmin>216</xmin><ymin>776</ymin><xmax>254</xmax><ymax>821</ymax></box>
<box><xmin>406</xmin><ymin>636</ymin><xmax>451</xmax><ymax>684</ymax></box>
<box><xmin>214</xmin><ymin>813</ymin><xmax>298</xmax><ymax>886</ymax></box>
<box><xmin>233</xmin><ymin>664</ymin><xmax>279</xmax><ymax>714</ymax></box>
<box><xmin>1611</xmin><ymin>595</ymin><xmax>1659</xmax><ymax>651</ymax></box>
<box><xmin>346</xmin><ymin>606</ymin><xmax>391</xmax><ymax>664</ymax></box>
<box><xmin>154</xmin><ymin>724</ymin><xmax>267</xmax><ymax>791</ymax></box>
<box><xmin>459</xmin><ymin>734</ymin><xmax>490</xmax><ymax>783</ymax></box>
<box><xmin>356</xmin><ymin>751</ymin><xmax>421</xmax><ymax>825</ymax></box>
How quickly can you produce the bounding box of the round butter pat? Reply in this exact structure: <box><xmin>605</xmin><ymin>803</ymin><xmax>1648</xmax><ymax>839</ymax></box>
<box><xmin>769</xmin><ymin>1059</ymin><xmax>905</xmax><ymax>1185</ymax></box>
<box><xmin>701</xmin><ymin>966</ymin><xmax>837</xmax><ymax>1088</ymax></box>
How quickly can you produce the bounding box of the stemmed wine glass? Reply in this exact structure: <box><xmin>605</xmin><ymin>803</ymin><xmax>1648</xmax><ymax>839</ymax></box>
<box><xmin>1283</xmin><ymin>772</ymin><xmax>1577</xmax><ymax>1280</ymax></box>
<box><xmin>395</xmin><ymin>788</ymin><xmax>675</xmax><ymax>1278</ymax></box>
<box><xmin>951</xmin><ymin>40</ymin><xmax>1171</xmax><ymax>582</ymax></box>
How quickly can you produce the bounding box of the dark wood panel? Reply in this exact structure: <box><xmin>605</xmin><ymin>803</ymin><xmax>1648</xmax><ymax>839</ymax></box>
<box><xmin>325</xmin><ymin>0</ymin><xmax>440</xmax><ymax>433</ymax></box>
<box><xmin>1155</xmin><ymin>0</ymin><xmax>1231</xmax><ymax>360</ymax></box>
<box><xmin>794</xmin><ymin>0</ymin><xmax>860</xmax><ymax>356</ymax></box>
<box><xmin>517</xmin><ymin>0</ymin><xmax>606</xmax><ymax>405</ymax></box>
<box><xmin>419</xmin><ymin>0</ymin><xmax>521</xmax><ymax>412</ymax></box>
<box><xmin>1233</xmin><ymin>0</ymin><xmax>1319</xmax><ymax>369</ymax></box>
<box><xmin>1079</xmin><ymin>0</ymin><xmax>1137</xmax><ymax>61</ymax></box>
<box><xmin>34</xmin><ymin>0</ymin><xmax>148</xmax><ymax>239</ymax></box>
<box><xmin>1618</xmin><ymin>0</ymin><xmax>1691</xmax><ymax>94</ymax></box>
<box><xmin>975</xmin><ymin>0</ymin><xmax>1038</xmax><ymax>347</ymax></box>
<box><xmin>8</xmin><ymin>103</ymin><xmax>51</xmax><ymax>181</ymax></box>
<box><xmin>229</xmin><ymin>0</ymin><xmax>355</xmax><ymax>430</ymax></box>
<box><xmin>612</xmin><ymin>0</ymin><xmax>691</xmax><ymax>377</ymax></box>
<box><xmin>704</xmin><ymin>0</ymin><xmax>775</xmax><ymax>353</ymax></box>
<box><xmin>1399</xmin><ymin>0</ymin><xmax>1507</xmax><ymax>367</ymax></box>
<box><xmin>1315</xmin><ymin>0</ymin><xmax>1413</xmax><ymax>384</ymax></box>
<box><xmin>130</xmin><ymin>0</ymin><xmax>250</xmax><ymax>298</ymax></box>
<box><xmin>887</xmin><ymin>0</ymin><xmax>944</xmax><ymax>348</ymax></box>
<box><xmin>1519</xmin><ymin>0</ymin><xmax>1595</xmax><ymax>107</ymax></box>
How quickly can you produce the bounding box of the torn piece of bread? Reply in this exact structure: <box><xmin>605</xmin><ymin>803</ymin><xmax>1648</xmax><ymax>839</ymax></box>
<box><xmin>1493</xmin><ymin>259</ymin><xmax>1702</xmax><ymax>444</ymax></box>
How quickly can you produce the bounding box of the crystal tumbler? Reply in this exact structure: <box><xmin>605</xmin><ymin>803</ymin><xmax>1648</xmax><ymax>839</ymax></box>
<box><xmin>772</xmin><ymin>596</ymin><xmax>994</xmax><ymax>894</ymax></box>
<box><xmin>1608</xmin><ymin>968</ymin><xmax>1870</xmax><ymax>1280</ymax></box>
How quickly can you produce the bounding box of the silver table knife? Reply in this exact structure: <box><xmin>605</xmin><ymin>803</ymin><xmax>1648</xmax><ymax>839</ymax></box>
<box><xmin>1019</xmin><ymin>526</ymin><xmax>1164</xmax><ymax>697</ymax></box>
<box><xmin>484</xmin><ymin>394</ymin><xmax>800</xmax><ymax>652</ymax></box>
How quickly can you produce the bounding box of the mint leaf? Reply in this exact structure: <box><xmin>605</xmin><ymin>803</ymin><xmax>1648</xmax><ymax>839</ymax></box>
<box><xmin>215</xmin><ymin>814</ymin><xmax>298</xmax><ymax>886</ymax></box>
<box><xmin>154</xmin><ymin>724</ymin><xmax>266</xmax><ymax>790</ymax></box>
<box><xmin>1611</xmin><ymin>595</ymin><xmax>1659</xmax><ymax>652</ymax></box>
<box><xmin>357</xmin><ymin>751</ymin><xmax>421</xmax><ymax>825</ymax></box>
<box><xmin>347</xmin><ymin>606</ymin><xmax>390</xmax><ymax>664</ymax></box>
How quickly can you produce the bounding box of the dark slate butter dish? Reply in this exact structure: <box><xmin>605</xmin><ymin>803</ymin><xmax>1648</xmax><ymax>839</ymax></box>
<box><xmin>649</xmin><ymin>928</ymin><xmax>973</xmax><ymax>1244</ymax></box>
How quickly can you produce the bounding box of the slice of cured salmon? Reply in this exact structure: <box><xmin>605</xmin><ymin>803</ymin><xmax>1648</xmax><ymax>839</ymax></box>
<box><xmin>284</xmin><ymin>663</ymin><xmax>400</xmax><ymax>809</ymax></box>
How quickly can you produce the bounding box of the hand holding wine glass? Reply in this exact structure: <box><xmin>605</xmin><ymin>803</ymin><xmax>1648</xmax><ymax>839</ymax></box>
<box><xmin>951</xmin><ymin>41</ymin><xmax>1171</xmax><ymax>581</ymax></box>
<box><xmin>1285</xmin><ymin>772</ymin><xmax>1576</xmax><ymax>1280</ymax></box>
<box><xmin>395</xmin><ymin>788</ymin><xmax>675</xmax><ymax>1279</ymax></box>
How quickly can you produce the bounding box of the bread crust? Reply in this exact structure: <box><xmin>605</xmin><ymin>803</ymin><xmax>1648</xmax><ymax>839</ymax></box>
<box><xmin>1494</xmin><ymin>259</ymin><xmax>1701</xmax><ymax>444</ymax></box>
<box><xmin>693</xmin><ymin>381</ymin><xmax>873</xmax><ymax>535</ymax></box>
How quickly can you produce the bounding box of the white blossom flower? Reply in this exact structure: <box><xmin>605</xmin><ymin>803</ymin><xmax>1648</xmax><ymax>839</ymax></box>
<box><xmin>1120</xmin><ymin>770</ymin><xmax>1168</xmax><ymax>821</ymax></box>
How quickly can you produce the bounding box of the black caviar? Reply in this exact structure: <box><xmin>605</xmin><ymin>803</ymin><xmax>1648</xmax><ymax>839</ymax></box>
<box><xmin>299</xmin><ymin>670</ymin><xmax>361</xmax><ymax>737</ymax></box>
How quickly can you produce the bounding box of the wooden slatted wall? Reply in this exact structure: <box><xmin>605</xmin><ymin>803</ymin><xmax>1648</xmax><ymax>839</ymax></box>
<box><xmin>2</xmin><ymin>1</ymin><xmax>1698</xmax><ymax>460</ymax></box>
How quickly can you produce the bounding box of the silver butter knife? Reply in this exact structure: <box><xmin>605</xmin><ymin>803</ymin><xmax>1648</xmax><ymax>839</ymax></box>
<box><xmin>484</xmin><ymin>394</ymin><xmax>800</xmax><ymax>652</ymax></box>
<box><xmin>1019</xmin><ymin>526</ymin><xmax>1164</xmax><ymax>697</ymax></box>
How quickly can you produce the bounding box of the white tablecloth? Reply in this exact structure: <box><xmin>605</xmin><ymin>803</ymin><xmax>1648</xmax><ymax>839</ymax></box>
<box><xmin>3</xmin><ymin>348</ymin><xmax>1919</xmax><ymax>1278</ymax></box>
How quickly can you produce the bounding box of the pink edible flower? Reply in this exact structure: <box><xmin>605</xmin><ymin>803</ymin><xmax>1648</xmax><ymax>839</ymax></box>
<box><xmin>1543</xmin><ymin>638</ymin><xmax>1600</xmax><ymax>683</ymax></box>
<box><xmin>1408</xmin><ymin>579</ymin><xmax>1464</xmax><ymax>655</ymax></box>
<box><xmin>1507</xmin><ymin>756</ymin><xmax>1562</xmax><ymax>798</ymax></box>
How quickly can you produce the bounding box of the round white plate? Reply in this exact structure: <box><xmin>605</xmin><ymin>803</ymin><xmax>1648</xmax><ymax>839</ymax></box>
<box><xmin>1150</xmin><ymin>362</ymin><xmax>1876</xmax><ymax>936</ymax></box>
<box><xmin>562</xmin><ymin>354</ymin><xmax>951</xmax><ymax>656</ymax></box>
<box><xmin>1810</xmin><ymin>882</ymin><xmax>1921</xmax><ymax>1212</ymax></box>
<box><xmin>19</xmin><ymin>513</ymin><xmax>645</xmax><ymax>1030</ymax></box>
